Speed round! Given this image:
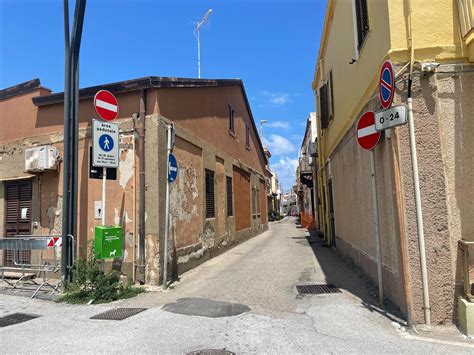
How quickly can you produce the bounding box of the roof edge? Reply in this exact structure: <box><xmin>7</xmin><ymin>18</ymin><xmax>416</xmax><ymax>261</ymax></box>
<box><xmin>0</xmin><ymin>78</ymin><xmax>43</xmax><ymax>101</ymax></box>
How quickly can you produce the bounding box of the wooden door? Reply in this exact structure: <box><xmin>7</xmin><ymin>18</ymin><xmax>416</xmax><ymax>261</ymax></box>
<box><xmin>4</xmin><ymin>180</ymin><xmax>32</xmax><ymax>266</ymax></box>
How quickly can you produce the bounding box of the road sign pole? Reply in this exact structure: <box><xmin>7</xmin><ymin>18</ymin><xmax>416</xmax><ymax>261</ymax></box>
<box><xmin>370</xmin><ymin>149</ymin><xmax>384</xmax><ymax>305</ymax></box>
<box><xmin>102</xmin><ymin>167</ymin><xmax>106</xmax><ymax>225</ymax></box>
<box><xmin>407</xmin><ymin>96</ymin><xmax>431</xmax><ymax>325</ymax></box>
<box><xmin>163</xmin><ymin>125</ymin><xmax>172</xmax><ymax>289</ymax></box>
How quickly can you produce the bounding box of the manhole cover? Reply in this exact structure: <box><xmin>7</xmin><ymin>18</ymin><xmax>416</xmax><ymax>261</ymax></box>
<box><xmin>162</xmin><ymin>298</ymin><xmax>250</xmax><ymax>318</ymax></box>
<box><xmin>187</xmin><ymin>349</ymin><xmax>235</xmax><ymax>355</ymax></box>
<box><xmin>0</xmin><ymin>312</ymin><xmax>39</xmax><ymax>327</ymax></box>
<box><xmin>90</xmin><ymin>308</ymin><xmax>147</xmax><ymax>320</ymax></box>
<box><xmin>296</xmin><ymin>284</ymin><xmax>341</xmax><ymax>295</ymax></box>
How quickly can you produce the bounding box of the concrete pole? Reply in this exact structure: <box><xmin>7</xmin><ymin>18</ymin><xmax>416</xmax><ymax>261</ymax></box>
<box><xmin>370</xmin><ymin>149</ymin><xmax>384</xmax><ymax>305</ymax></box>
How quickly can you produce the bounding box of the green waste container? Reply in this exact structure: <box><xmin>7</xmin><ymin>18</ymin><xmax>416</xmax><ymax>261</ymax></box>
<box><xmin>94</xmin><ymin>226</ymin><xmax>123</xmax><ymax>260</ymax></box>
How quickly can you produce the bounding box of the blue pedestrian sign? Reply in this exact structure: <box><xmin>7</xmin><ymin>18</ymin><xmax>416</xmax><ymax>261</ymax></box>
<box><xmin>168</xmin><ymin>153</ymin><xmax>178</xmax><ymax>182</ymax></box>
<box><xmin>99</xmin><ymin>134</ymin><xmax>114</xmax><ymax>152</ymax></box>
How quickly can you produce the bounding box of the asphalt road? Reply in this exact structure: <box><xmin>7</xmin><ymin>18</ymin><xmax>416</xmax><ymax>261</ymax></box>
<box><xmin>1</xmin><ymin>217</ymin><xmax>472</xmax><ymax>354</ymax></box>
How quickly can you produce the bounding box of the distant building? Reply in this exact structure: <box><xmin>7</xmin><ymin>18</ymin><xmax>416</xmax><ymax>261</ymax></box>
<box><xmin>312</xmin><ymin>0</ymin><xmax>473</xmax><ymax>329</ymax></box>
<box><xmin>0</xmin><ymin>76</ymin><xmax>270</xmax><ymax>284</ymax></box>
<box><xmin>296</xmin><ymin>112</ymin><xmax>318</xmax><ymax>230</ymax></box>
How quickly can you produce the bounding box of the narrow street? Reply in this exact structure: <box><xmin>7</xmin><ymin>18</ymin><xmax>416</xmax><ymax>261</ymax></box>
<box><xmin>1</xmin><ymin>218</ymin><xmax>471</xmax><ymax>354</ymax></box>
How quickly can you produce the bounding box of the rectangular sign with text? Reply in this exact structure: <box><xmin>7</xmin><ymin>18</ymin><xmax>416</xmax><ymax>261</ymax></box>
<box><xmin>92</xmin><ymin>119</ymin><xmax>119</xmax><ymax>168</ymax></box>
<box><xmin>375</xmin><ymin>105</ymin><xmax>407</xmax><ymax>131</ymax></box>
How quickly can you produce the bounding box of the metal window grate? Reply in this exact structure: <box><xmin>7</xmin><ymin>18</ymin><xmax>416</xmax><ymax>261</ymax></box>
<box><xmin>226</xmin><ymin>176</ymin><xmax>233</xmax><ymax>217</ymax></box>
<box><xmin>296</xmin><ymin>284</ymin><xmax>341</xmax><ymax>295</ymax></box>
<box><xmin>90</xmin><ymin>308</ymin><xmax>147</xmax><ymax>321</ymax></box>
<box><xmin>0</xmin><ymin>313</ymin><xmax>39</xmax><ymax>328</ymax></box>
<box><xmin>205</xmin><ymin>169</ymin><xmax>215</xmax><ymax>218</ymax></box>
<box><xmin>355</xmin><ymin>0</ymin><xmax>369</xmax><ymax>50</ymax></box>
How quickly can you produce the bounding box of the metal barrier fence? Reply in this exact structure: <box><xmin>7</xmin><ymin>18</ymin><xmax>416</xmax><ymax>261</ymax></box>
<box><xmin>0</xmin><ymin>235</ymin><xmax>74</xmax><ymax>298</ymax></box>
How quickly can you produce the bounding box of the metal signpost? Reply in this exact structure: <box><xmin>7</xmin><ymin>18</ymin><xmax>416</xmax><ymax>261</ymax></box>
<box><xmin>357</xmin><ymin>111</ymin><xmax>383</xmax><ymax>305</ymax></box>
<box><xmin>92</xmin><ymin>119</ymin><xmax>119</xmax><ymax>225</ymax></box>
<box><xmin>163</xmin><ymin>125</ymin><xmax>176</xmax><ymax>289</ymax></box>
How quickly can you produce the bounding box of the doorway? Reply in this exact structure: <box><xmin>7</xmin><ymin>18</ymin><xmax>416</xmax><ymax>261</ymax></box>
<box><xmin>3</xmin><ymin>180</ymin><xmax>32</xmax><ymax>266</ymax></box>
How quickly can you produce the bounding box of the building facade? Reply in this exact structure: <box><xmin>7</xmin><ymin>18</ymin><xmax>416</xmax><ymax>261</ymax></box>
<box><xmin>296</xmin><ymin>112</ymin><xmax>318</xmax><ymax>230</ymax></box>
<box><xmin>0</xmin><ymin>76</ymin><xmax>270</xmax><ymax>284</ymax></box>
<box><xmin>312</xmin><ymin>0</ymin><xmax>473</xmax><ymax>328</ymax></box>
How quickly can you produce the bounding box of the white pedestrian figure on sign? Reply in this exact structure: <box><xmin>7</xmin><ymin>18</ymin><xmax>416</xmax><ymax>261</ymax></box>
<box><xmin>103</xmin><ymin>136</ymin><xmax>110</xmax><ymax>150</ymax></box>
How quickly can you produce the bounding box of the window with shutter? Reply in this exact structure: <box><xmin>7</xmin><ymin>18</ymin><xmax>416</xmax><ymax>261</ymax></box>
<box><xmin>228</xmin><ymin>105</ymin><xmax>235</xmax><ymax>133</ymax></box>
<box><xmin>319</xmin><ymin>83</ymin><xmax>329</xmax><ymax>129</ymax></box>
<box><xmin>205</xmin><ymin>169</ymin><xmax>215</xmax><ymax>218</ymax></box>
<box><xmin>226</xmin><ymin>176</ymin><xmax>233</xmax><ymax>217</ymax></box>
<box><xmin>245</xmin><ymin>124</ymin><xmax>250</xmax><ymax>149</ymax></box>
<box><xmin>4</xmin><ymin>180</ymin><xmax>32</xmax><ymax>266</ymax></box>
<box><xmin>355</xmin><ymin>0</ymin><xmax>369</xmax><ymax>50</ymax></box>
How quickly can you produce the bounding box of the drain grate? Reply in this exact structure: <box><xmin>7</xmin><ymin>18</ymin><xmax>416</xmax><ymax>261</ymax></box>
<box><xmin>296</xmin><ymin>284</ymin><xmax>341</xmax><ymax>295</ymax></box>
<box><xmin>0</xmin><ymin>312</ymin><xmax>39</xmax><ymax>327</ymax></box>
<box><xmin>187</xmin><ymin>350</ymin><xmax>235</xmax><ymax>355</ymax></box>
<box><xmin>90</xmin><ymin>308</ymin><xmax>147</xmax><ymax>321</ymax></box>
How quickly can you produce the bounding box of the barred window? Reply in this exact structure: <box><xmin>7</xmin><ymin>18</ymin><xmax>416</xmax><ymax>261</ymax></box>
<box><xmin>226</xmin><ymin>176</ymin><xmax>233</xmax><ymax>217</ymax></box>
<box><xmin>355</xmin><ymin>0</ymin><xmax>369</xmax><ymax>50</ymax></box>
<box><xmin>205</xmin><ymin>169</ymin><xmax>215</xmax><ymax>218</ymax></box>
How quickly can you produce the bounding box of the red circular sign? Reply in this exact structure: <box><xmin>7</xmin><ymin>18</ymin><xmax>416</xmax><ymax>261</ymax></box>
<box><xmin>94</xmin><ymin>90</ymin><xmax>119</xmax><ymax>121</ymax></box>
<box><xmin>379</xmin><ymin>60</ymin><xmax>395</xmax><ymax>109</ymax></box>
<box><xmin>357</xmin><ymin>111</ymin><xmax>381</xmax><ymax>150</ymax></box>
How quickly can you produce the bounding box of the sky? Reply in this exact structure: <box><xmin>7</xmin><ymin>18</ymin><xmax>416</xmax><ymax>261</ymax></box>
<box><xmin>0</xmin><ymin>0</ymin><xmax>325</xmax><ymax>191</ymax></box>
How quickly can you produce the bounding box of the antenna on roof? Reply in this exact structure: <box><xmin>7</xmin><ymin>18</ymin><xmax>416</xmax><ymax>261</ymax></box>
<box><xmin>194</xmin><ymin>9</ymin><xmax>213</xmax><ymax>79</ymax></box>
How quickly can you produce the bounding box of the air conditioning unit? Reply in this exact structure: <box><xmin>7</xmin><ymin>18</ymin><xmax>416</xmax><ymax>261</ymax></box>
<box><xmin>25</xmin><ymin>146</ymin><xmax>59</xmax><ymax>172</ymax></box>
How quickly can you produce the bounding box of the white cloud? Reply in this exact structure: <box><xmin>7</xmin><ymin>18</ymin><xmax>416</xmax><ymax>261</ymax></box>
<box><xmin>264</xmin><ymin>134</ymin><xmax>296</xmax><ymax>156</ymax></box>
<box><xmin>266</xmin><ymin>120</ymin><xmax>290</xmax><ymax>129</ymax></box>
<box><xmin>262</xmin><ymin>91</ymin><xmax>293</xmax><ymax>106</ymax></box>
<box><xmin>270</xmin><ymin>156</ymin><xmax>299</xmax><ymax>191</ymax></box>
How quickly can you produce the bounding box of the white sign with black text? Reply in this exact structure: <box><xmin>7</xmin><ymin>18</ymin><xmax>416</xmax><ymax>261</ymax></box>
<box><xmin>375</xmin><ymin>105</ymin><xmax>407</xmax><ymax>132</ymax></box>
<box><xmin>92</xmin><ymin>119</ymin><xmax>119</xmax><ymax>168</ymax></box>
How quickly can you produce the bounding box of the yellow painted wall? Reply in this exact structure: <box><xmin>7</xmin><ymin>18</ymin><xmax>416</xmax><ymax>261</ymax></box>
<box><xmin>388</xmin><ymin>0</ymin><xmax>467</xmax><ymax>62</ymax></box>
<box><xmin>314</xmin><ymin>0</ymin><xmax>470</xmax><ymax>162</ymax></box>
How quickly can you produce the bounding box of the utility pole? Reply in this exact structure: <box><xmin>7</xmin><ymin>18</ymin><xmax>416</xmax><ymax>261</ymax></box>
<box><xmin>194</xmin><ymin>9</ymin><xmax>213</xmax><ymax>79</ymax></box>
<box><xmin>61</xmin><ymin>0</ymin><xmax>86</xmax><ymax>284</ymax></box>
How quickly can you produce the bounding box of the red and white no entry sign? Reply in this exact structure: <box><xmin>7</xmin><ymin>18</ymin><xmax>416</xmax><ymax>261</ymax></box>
<box><xmin>94</xmin><ymin>90</ymin><xmax>119</xmax><ymax>121</ymax></box>
<box><xmin>357</xmin><ymin>111</ymin><xmax>381</xmax><ymax>151</ymax></box>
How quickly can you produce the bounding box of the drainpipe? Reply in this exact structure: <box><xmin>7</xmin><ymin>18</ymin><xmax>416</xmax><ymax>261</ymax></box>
<box><xmin>407</xmin><ymin>0</ymin><xmax>430</xmax><ymax>326</ymax></box>
<box><xmin>136</xmin><ymin>89</ymin><xmax>146</xmax><ymax>284</ymax></box>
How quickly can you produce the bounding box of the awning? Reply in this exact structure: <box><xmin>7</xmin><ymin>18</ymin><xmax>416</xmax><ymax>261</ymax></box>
<box><xmin>0</xmin><ymin>174</ymin><xmax>35</xmax><ymax>182</ymax></box>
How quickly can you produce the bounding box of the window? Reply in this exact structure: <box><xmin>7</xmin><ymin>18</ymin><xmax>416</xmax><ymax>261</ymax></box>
<box><xmin>245</xmin><ymin>124</ymin><xmax>250</xmax><ymax>148</ymax></box>
<box><xmin>226</xmin><ymin>176</ymin><xmax>233</xmax><ymax>217</ymax></box>
<box><xmin>205</xmin><ymin>169</ymin><xmax>215</xmax><ymax>218</ymax></box>
<box><xmin>319</xmin><ymin>71</ymin><xmax>334</xmax><ymax>129</ymax></box>
<box><xmin>354</xmin><ymin>0</ymin><xmax>369</xmax><ymax>51</ymax></box>
<box><xmin>228</xmin><ymin>105</ymin><xmax>235</xmax><ymax>133</ymax></box>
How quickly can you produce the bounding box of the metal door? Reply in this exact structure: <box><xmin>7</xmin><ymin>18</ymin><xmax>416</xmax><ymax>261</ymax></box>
<box><xmin>3</xmin><ymin>180</ymin><xmax>32</xmax><ymax>266</ymax></box>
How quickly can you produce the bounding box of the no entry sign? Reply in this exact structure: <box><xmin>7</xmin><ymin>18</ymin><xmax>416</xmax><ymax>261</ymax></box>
<box><xmin>379</xmin><ymin>60</ymin><xmax>395</xmax><ymax>109</ymax></box>
<box><xmin>357</xmin><ymin>111</ymin><xmax>381</xmax><ymax>151</ymax></box>
<box><xmin>94</xmin><ymin>90</ymin><xmax>119</xmax><ymax>121</ymax></box>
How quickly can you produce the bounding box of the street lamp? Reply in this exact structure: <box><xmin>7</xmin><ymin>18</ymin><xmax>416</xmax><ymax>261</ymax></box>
<box><xmin>194</xmin><ymin>9</ymin><xmax>213</xmax><ymax>79</ymax></box>
<box><xmin>260</xmin><ymin>119</ymin><xmax>268</xmax><ymax>147</ymax></box>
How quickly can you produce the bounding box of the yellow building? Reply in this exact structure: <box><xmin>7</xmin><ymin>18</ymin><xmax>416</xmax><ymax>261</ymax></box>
<box><xmin>312</xmin><ymin>0</ymin><xmax>473</xmax><ymax>329</ymax></box>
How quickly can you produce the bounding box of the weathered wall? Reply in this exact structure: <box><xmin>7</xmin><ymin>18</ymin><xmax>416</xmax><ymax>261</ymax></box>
<box><xmin>233</xmin><ymin>166</ymin><xmax>251</xmax><ymax>231</ymax></box>
<box><xmin>259</xmin><ymin>179</ymin><xmax>267</xmax><ymax>224</ymax></box>
<box><xmin>155</xmin><ymin>86</ymin><xmax>267</xmax><ymax>177</ymax></box>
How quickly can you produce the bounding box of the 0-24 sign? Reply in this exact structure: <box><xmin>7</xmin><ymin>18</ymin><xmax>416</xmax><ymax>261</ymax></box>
<box><xmin>375</xmin><ymin>105</ymin><xmax>407</xmax><ymax>132</ymax></box>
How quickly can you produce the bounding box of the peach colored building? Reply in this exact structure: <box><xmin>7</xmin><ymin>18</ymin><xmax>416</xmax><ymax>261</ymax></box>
<box><xmin>0</xmin><ymin>77</ymin><xmax>271</xmax><ymax>284</ymax></box>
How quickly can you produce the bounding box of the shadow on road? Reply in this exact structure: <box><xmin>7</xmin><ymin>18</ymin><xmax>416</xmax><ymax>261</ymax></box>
<box><xmin>303</xmin><ymin>231</ymin><xmax>406</xmax><ymax>324</ymax></box>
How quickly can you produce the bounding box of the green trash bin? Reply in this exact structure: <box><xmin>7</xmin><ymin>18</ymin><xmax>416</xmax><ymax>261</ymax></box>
<box><xmin>94</xmin><ymin>226</ymin><xmax>123</xmax><ymax>260</ymax></box>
